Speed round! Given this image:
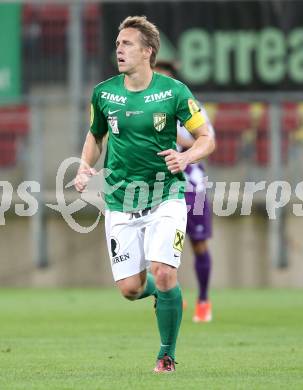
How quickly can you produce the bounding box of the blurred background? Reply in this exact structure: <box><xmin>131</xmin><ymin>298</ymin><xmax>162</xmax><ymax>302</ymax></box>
<box><xmin>1</xmin><ymin>0</ymin><xmax>302</xmax><ymax>288</ymax></box>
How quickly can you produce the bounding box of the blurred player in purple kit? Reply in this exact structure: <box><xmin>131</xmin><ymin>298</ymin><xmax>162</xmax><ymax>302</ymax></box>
<box><xmin>155</xmin><ymin>61</ymin><xmax>214</xmax><ymax>322</ymax></box>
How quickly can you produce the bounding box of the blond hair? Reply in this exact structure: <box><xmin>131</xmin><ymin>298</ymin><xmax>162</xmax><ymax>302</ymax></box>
<box><xmin>119</xmin><ymin>16</ymin><xmax>160</xmax><ymax>68</ymax></box>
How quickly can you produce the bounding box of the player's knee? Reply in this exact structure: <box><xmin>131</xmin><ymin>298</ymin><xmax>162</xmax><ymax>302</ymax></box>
<box><xmin>119</xmin><ymin>285</ymin><xmax>142</xmax><ymax>301</ymax></box>
<box><xmin>116</xmin><ymin>274</ymin><xmax>145</xmax><ymax>300</ymax></box>
<box><xmin>193</xmin><ymin>240</ymin><xmax>208</xmax><ymax>255</ymax></box>
<box><xmin>122</xmin><ymin>291</ymin><xmax>138</xmax><ymax>301</ymax></box>
<box><xmin>154</xmin><ymin>267</ymin><xmax>173</xmax><ymax>290</ymax></box>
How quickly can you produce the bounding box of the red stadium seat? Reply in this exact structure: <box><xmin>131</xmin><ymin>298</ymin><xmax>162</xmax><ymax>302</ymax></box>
<box><xmin>257</xmin><ymin>103</ymin><xmax>300</xmax><ymax>133</ymax></box>
<box><xmin>84</xmin><ymin>4</ymin><xmax>101</xmax><ymax>56</ymax></box>
<box><xmin>0</xmin><ymin>105</ymin><xmax>30</xmax><ymax>135</ymax></box>
<box><xmin>255</xmin><ymin>128</ymin><xmax>291</xmax><ymax>166</ymax></box>
<box><xmin>255</xmin><ymin>103</ymin><xmax>299</xmax><ymax>165</ymax></box>
<box><xmin>22</xmin><ymin>4</ymin><xmax>100</xmax><ymax>57</ymax></box>
<box><xmin>214</xmin><ymin>103</ymin><xmax>252</xmax><ymax>132</ymax></box>
<box><xmin>39</xmin><ymin>5</ymin><xmax>68</xmax><ymax>55</ymax></box>
<box><xmin>0</xmin><ymin>105</ymin><xmax>30</xmax><ymax>167</ymax></box>
<box><xmin>0</xmin><ymin>135</ymin><xmax>17</xmax><ymax>167</ymax></box>
<box><xmin>209</xmin><ymin>103</ymin><xmax>251</xmax><ymax>166</ymax></box>
<box><xmin>208</xmin><ymin>133</ymin><xmax>241</xmax><ymax>166</ymax></box>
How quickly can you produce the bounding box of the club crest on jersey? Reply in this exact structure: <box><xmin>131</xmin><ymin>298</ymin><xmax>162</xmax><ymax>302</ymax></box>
<box><xmin>153</xmin><ymin>113</ymin><xmax>166</xmax><ymax>132</ymax></box>
<box><xmin>108</xmin><ymin>116</ymin><xmax>119</xmax><ymax>134</ymax></box>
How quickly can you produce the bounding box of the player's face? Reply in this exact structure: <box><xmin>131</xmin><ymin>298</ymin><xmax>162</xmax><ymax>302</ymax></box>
<box><xmin>116</xmin><ymin>28</ymin><xmax>150</xmax><ymax>74</ymax></box>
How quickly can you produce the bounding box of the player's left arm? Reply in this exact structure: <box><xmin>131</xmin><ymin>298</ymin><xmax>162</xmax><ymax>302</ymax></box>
<box><xmin>158</xmin><ymin>120</ymin><xmax>215</xmax><ymax>174</ymax></box>
<box><xmin>184</xmin><ymin>120</ymin><xmax>216</xmax><ymax>162</ymax></box>
<box><xmin>177</xmin><ymin>133</ymin><xmax>194</xmax><ymax>149</ymax></box>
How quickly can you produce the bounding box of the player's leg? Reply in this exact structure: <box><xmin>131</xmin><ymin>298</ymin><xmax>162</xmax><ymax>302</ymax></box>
<box><xmin>116</xmin><ymin>270</ymin><xmax>147</xmax><ymax>300</ymax></box>
<box><xmin>192</xmin><ymin>239</ymin><xmax>211</xmax><ymax>301</ymax></box>
<box><xmin>150</xmin><ymin>261</ymin><xmax>182</xmax><ymax>370</ymax></box>
<box><xmin>137</xmin><ymin>271</ymin><xmax>157</xmax><ymax>299</ymax></box>
<box><xmin>145</xmin><ymin>199</ymin><xmax>187</xmax><ymax>371</ymax></box>
<box><xmin>116</xmin><ymin>270</ymin><xmax>157</xmax><ymax>300</ymax></box>
<box><xmin>187</xmin><ymin>192</ymin><xmax>213</xmax><ymax>322</ymax></box>
<box><xmin>105</xmin><ymin>209</ymin><xmax>155</xmax><ymax>300</ymax></box>
<box><xmin>191</xmin><ymin>239</ymin><xmax>212</xmax><ymax>322</ymax></box>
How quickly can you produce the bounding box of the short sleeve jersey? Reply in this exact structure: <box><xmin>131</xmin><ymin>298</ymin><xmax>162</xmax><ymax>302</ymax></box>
<box><xmin>90</xmin><ymin>72</ymin><xmax>200</xmax><ymax>212</ymax></box>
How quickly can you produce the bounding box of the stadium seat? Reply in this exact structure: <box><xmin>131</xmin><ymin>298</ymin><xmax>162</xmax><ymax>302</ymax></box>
<box><xmin>255</xmin><ymin>103</ymin><xmax>299</xmax><ymax>165</ymax></box>
<box><xmin>39</xmin><ymin>5</ymin><xmax>68</xmax><ymax>55</ymax></box>
<box><xmin>0</xmin><ymin>135</ymin><xmax>17</xmax><ymax>167</ymax></box>
<box><xmin>83</xmin><ymin>4</ymin><xmax>101</xmax><ymax>57</ymax></box>
<box><xmin>22</xmin><ymin>4</ymin><xmax>101</xmax><ymax>84</ymax></box>
<box><xmin>208</xmin><ymin>129</ymin><xmax>242</xmax><ymax>166</ymax></box>
<box><xmin>209</xmin><ymin>103</ymin><xmax>251</xmax><ymax>166</ymax></box>
<box><xmin>214</xmin><ymin>103</ymin><xmax>252</xmax><ymax>132</ymax></box>
<box><xmin>0</xmin><ymin>105</ymin><xmax>30</xmax><ymax>135</ymax></box>
<box><xmin>22</xmin><ymin>4</ymin><xmax>100</xmax><ymax>57</ymax></box>
<box><xmin>0</xmin><ymin>105</ymin><xmax>30</xmax><ymax>167</ymax></box>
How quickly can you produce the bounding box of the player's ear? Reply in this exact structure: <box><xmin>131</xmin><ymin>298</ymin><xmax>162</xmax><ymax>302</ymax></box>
<box><xmin>143</xmin><ymin>46</ymin><xmax>152</xmax><ymax>60</ymax></box>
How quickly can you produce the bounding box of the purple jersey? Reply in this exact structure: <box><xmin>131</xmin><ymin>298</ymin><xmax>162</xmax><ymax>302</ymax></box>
<box><xmin>177</xmin><ymin>108</ymin><xmax>214</xmax><ymax>241</ymax></box>
<box><xmin>184</xmin><ymin>162</ymin><xmax>206</xmax><ymax>192</ymax></box>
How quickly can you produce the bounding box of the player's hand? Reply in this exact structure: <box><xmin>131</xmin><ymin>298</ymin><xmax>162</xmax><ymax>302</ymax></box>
<box><xmin>157</xmin><ymin>149</ymin><xmax>190</xmax><ymax>174</ymax></box>
<box><xmin>74</xmin><ymin>167</ymin><xmax>97</xmax><ymax>192</ymax></box>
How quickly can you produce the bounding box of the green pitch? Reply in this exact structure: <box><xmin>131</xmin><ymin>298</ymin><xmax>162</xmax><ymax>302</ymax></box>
<box><xmin>0</xmin><ymin>289</ymin><xmax>302</xmax><ymax>389</ymax></box>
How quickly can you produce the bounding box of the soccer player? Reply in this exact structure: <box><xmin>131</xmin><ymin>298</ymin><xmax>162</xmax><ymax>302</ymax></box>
<box><xmin>154</xmin><ymin>61</ymin><xmax>214</xmax><ymax>323</ymax></box>
<box><xmin>75</xmin><ymin>16</ymin><xmax>215</xmax><ymax>372</ymax></box>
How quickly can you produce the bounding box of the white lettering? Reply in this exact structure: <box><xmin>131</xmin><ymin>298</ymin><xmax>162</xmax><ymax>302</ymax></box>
<box><xmin>213</xmin><ymin>182</ymin><xmax>241</xmax><ymax>216</ymax></box>
<box><xmin>293</xmin><ymin>181</ymin><xmax>303</xmax><ymax>216</ymax></box>
<box><xmin>266</xmin><ymin>181</ymin><xmax>291</xmax><ymax>220</ymax></box>
<box><xmin>15</xmin><ymin>181</ymin><xmax>40</xmax><ymax>217</ymax></box>
<box><xmin>0</xmin><ymin>181</ymin><xmax>13</xmax><ymax>225</ymax></box>
<box><xmin>241</xmin><ymin>181</ymin><xmax>266</xmax><ymax>215</ymax></box>
<box><xmin>144</xmin><ymin>90</ymin><xmax>173</xmax><ymax>103</ymax></box>
<box><xmin>101</xmin><ymin>91</ymin><xmax>127</xmax><ymax>104</ymax></box>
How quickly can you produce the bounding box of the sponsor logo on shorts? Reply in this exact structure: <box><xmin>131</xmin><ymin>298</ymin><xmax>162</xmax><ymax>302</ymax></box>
<box><xmin>110</xmin><ymin>237</ymin><xmax>130</xmax><ymax>265</ymax></box>
<box><xmin>196</xmin><ymin>224</ymin><xmax>204</xmax><ymax>232</ymax></box>
<box><xmin>173</xmin><ymin>229</ymin><xmax>185</xmax><ymax>252</ymax></box>
<box><xmin>110</xmin><ymin>237</ymin><xmax>120</xmax><ymax>257</ymax></box>
<box><xmin>112</xmin><ymin>253</ymin><xmax>130</xmax><ymax>265</ymax></box>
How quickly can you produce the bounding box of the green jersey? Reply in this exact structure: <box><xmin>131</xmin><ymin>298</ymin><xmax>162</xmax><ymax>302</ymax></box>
<box><xmin>90</xmin><ymin>72</ymin><xmax>199</xmax><ymax>212</ymax></box>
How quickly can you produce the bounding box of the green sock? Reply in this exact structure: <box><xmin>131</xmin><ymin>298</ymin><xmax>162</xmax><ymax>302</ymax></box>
<box><xmin>137</xmin><ymin>272</ymin><xmax>156</xmax><ymax>299</ymax></box>
<box><xmin>155</xmin><ymin>284</ymin><xmax>183</xmax><ymax>360</ymax></box>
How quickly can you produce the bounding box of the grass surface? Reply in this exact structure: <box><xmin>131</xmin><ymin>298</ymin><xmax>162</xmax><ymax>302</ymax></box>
<box><xmin>0</xmin><ymin>288</ymin><xmax>303</xmax><ymax>389</ymax></box>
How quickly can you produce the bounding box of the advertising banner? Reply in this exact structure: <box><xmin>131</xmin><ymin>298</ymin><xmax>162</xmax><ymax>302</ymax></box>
<box><xmin>101</xmin><ymin>1</ymin><xmax>303</xmax><ymax>91</ymax></box>
<box><xmin>0</xmin><ymin>4</ymin><xmax>21</xmax><ymax>102</ymax></box>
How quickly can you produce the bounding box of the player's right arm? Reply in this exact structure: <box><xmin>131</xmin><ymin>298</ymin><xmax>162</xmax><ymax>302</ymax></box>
<box><xmin>74</xmin><ymin>131</ymin><xmax>104</xmax><ymax>192</ymax></box>
<box><xmin>75</xmin><ymin>88</ymin><xmax>108</xmax><ymax>193</ymax></box>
